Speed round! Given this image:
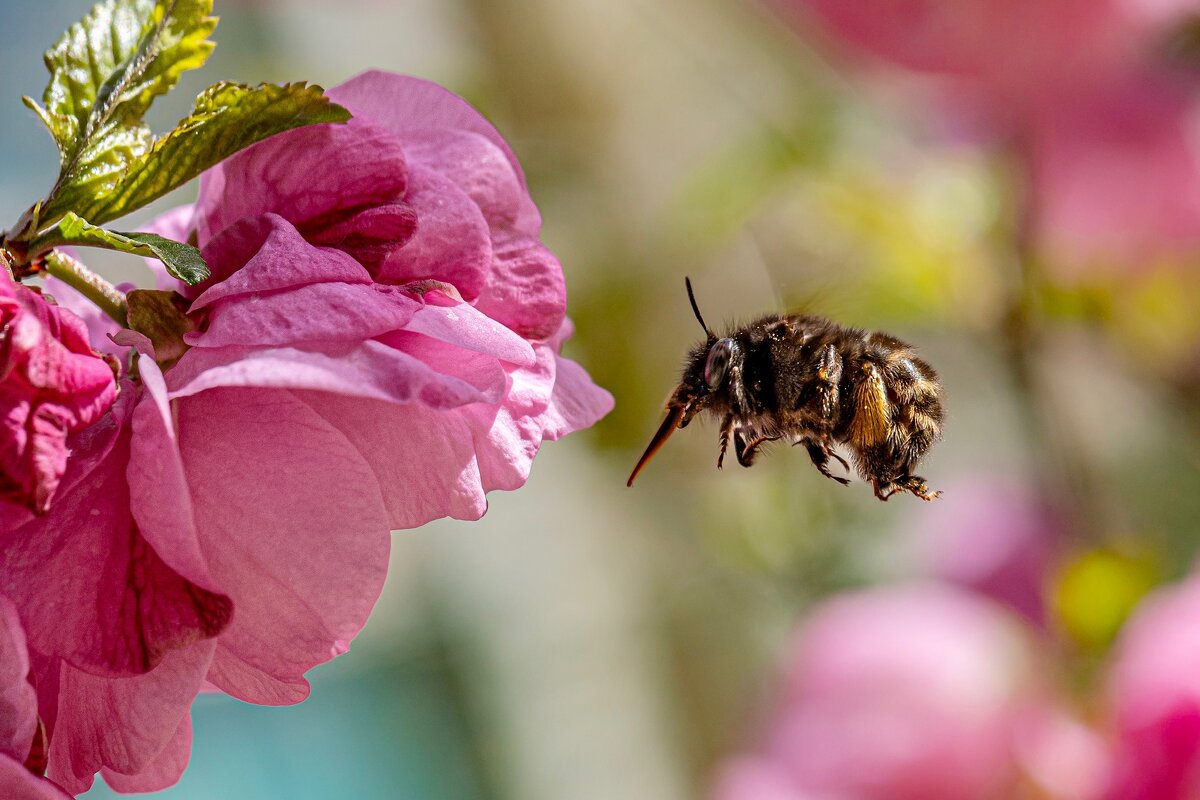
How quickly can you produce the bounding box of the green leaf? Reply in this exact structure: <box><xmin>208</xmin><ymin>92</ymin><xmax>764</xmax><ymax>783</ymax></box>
<box><xmin>75</xmin><ymin>81</ymin><xmax>352</xmax><ymax>225</ymax></box>
<box><xmin>30</xmin><ymin>212</ymin><xmax>209</xmax><ymax>285</ymax></box>
<box><xmin>26</xmin><ymin>0</ymin><xmax>152</xmax><ymax>158</ymax></box>
<box><xmin>115</xmin><ymin>231</ymin><xmax>210</xmax><ymax>284</ymax></box>
<box><xmin>25</xmin><ymin>0</ymin><xmax>217</xmax><ymax>229</ymax></box>
<box><xmin>41</xmin><ymin>126</ymin><xmax>155</xmax><ymax>222</ymax></box>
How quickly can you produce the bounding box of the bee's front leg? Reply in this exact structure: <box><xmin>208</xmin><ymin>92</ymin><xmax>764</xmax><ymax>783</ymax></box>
<box><xmin>717</xmin><ymin>413</ymin><xmax>734</xmax><ymax>469</ymax></box>
<box><xmin>735</xmin><ymin>431</ymin><xmax>781</xmax><ymax>468</ymax></box>
<box><xmin>801</xmin><ymin>439</ymin><xmax>851</xmax><ymax>486</ymax></box>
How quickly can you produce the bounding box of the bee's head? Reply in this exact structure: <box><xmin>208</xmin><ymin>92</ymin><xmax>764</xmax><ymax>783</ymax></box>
<box><xmin>684</xmin><ymin>276</ymin><xmax>744</xmax><ymax>401</ymax></box>
<box><xmin>703</xmin><ymin>337</ymin><xmax>740</xmax><ymax>392</ymax></box>
<box><xmin>666</xmin><ymin>334</ymin><xmax>740</xmax><ymax>425</ymax></box>
<box><xmin>677</xmin><ymin>278</ymin><xmax>745</xmax><ymax>413</ymax></box>
<box><xmin>628</xmin><ymin>279</ymin><xmax>738</xmax><ymax>486</ymax></box>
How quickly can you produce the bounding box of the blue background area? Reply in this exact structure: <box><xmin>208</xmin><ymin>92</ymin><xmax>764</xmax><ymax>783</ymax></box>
<box><xmin>84</xmin><ymin>651</ymin><xmax>489</xmax><ymax>800</ymax></box>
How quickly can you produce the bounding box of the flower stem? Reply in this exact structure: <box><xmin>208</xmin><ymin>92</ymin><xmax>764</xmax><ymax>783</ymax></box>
<box><xmin>42</xmin><ymin>250</ymin><xmax>127</xmax><ymax>325</ymax></box>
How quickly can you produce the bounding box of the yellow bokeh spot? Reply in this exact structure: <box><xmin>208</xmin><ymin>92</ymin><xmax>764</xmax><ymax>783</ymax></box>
<box><xmin>1052</xmin><ymin>549</ymin><xmax>1157</xmax><ymax>651</ymax></box>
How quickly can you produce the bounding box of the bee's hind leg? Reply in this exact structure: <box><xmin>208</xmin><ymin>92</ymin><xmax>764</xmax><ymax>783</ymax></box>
<box><xmin>895</xmin><ymin>473</ymin><xmax>942</xmax><ymax>502</ymax></box>
<box><xmin>735</xmin><ymin>430</ymin><xmax>781</xmax><ymax>468</ymax></box>
<box><xmin>800</xmin><ymin>438</ymin><xmax>851</xmax><ymax>486</ymax></box>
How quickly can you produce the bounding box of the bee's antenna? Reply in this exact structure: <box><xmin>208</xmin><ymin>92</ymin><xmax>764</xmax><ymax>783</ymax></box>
<box><xmin>685</xmin><ymin>277</ymin><xmax>714</xmax><ymax>338</ymax></box>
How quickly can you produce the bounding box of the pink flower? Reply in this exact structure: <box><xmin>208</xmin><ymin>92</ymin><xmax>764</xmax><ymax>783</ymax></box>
<box><xmin>1025</xmin><ymin>75</ymin><xmax>1200</xmax><ymax>273</ymax></box>
<box><xmin>713</xmin><ymin>583</ymin><xmax>1041</xmax><ymax>800</ymax></box>
<box><xmin>774</xmin><ymin>0</ymin><xmax>1200</xmax><ymax>270</ymax></box>
<box><xmin>0</xmin><ymin>272</ymin><xmax>116</xmax><ymax>513</ymax></box>
<box><xmin>902</xmin><ymin>476</ymin><xmax>1061</xmax><ymax>626</ymax></box>
<box><xmin>0</xmin><ymin>70</ymin><xmax>611</xmax><ymax>793</ymax></box>
<box><xmin>775</xmin><ymin>0</ymin><xmax>1155</xmax><ymax>124</ymax></box>
<box><xmin>1104</xmin><ymin>576</ymin><xmax>1200</xmax><ymax>799</ymax></box>
<box><xmin>0</xmin><ymin>595</ymin><xmax>73</xmax><ymax>799</ymax></box>
<box><xmin>165</xmin><ymin>69</ymin><xmax>613</xmax><ymax>527</ymax></box>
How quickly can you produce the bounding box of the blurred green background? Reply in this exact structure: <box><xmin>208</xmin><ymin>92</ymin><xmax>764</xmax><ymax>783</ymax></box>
<box><xmin>1</xmin><ymin>0</ymin><xmax>1197</xmax><ymax>797</ymax></box>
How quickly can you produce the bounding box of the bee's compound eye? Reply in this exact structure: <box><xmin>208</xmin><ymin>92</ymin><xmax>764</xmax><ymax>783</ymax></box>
<box><xmin>704</xmin><ymin>338</ymin><xmax>737</xmax><ymax>390</ymax></box>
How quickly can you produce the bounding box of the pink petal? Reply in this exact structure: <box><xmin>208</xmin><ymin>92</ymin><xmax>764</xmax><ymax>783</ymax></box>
<box><xmin>168</xmin><ymin>340</ymin><xmax>500</xmax><ymax>409</ymax></box>
<box><xmin>26</xmin><ymin>405</ymin><xmax>70</xmax><ymax>514</ymax></box>
<box><xmin>540</xmin><ymin>352</ymin><xmax>616</xmax><ymax>440</ymax></box>
<box><xmin>40</xmin><ymin>277</ymin><xmax>124</xmax><ymax>360</ymax></box>
<box><xmin>458</xmin><ymin>343</ymin><xmax>611</xmax><ymax>492</ymax></box>
<box><xmin>0</xmin><ymin>596</ymin><xmax>35</xmax><ymax>763</ymax></box>
<box><xmin>403</xmin><ymin>129</ymin><xmax>526</xmax><ymax>228</ymax></box>
<box><xmin>0</xmin><ymin>755</ymin><xmax>72</xmax><ymax>800</ymax></box>
<box><xmin>192</xmin><ymin>214</ymin><xmax>374</xmax><ymax>309</ymax></box>
<box><xmin>460</xmin><ymin>349</ymin><xmax>560</xmax><ymax>492</ymax></box>
<box><xmin>304</xmin><ymin>201</ymin><xmax>418</xmax><ymax>274</ymax></box>
<box><xmin>188</xmin><ymin>282</ymin><xmax>420</xmax><ymax>349</ymax></box>
<box><xmin>376</xmin><ymin>164</ymin><xmax>492</xmax><ymax>297</ymax></box>
<box><xmin>1108</xmin><ymin>578</ymin><xmax>1200</xmax><ymax>741</ymax></box>
<box><xmin>1013</xmin><ymin>709</ymin><xmax>1111</xmax><ymax>800</ymax></box>
<box><xmin>378</xmin><ymin>333</ymin><xmax>509</xmax><ymax>406</ymax></box>
<box><xmin>297</xmin><ymin>341</ymin><xmax>612</xmax><ymax>529</ymax></box>
<box><xmin>0</xmin><ymin>392</ymin><xmax>231</xmax><ymax>677</ymax></box>
<box><xmin>174</xmin><ymin>389</ymin><xmax>391</xmax><ymax>704</ymax></box>
<box><xmin>298</xmin><ymin>393</ymin><xmax>490</xmax><ymax>528</ymax></box>
<box><xmin>0</xmin><ymin>392</ymin><xmax>119</xmax><ymax>534</ymax></box>
<box><xmin>206</xmin><ymin>645</ymin><xmax>308</xmax><ymax>705</ymax></box>
<box><xmin>100</xmin><ymin>712</ymin><xmax>191</xmax><ymax>793</ymax></box>
<box><xmin>473</xmin><ymin>232</ymin><xmax>567</xmax><ymax>341</ymax></box>
<box><xmin>127</xmin><ymin>357</ymin><xmax>219</xmax><ymax>593</ymax></box>
<box><xmin>141</xmin><ymin>203</ymin><xmax>195</xmax><ymax>243</ymax></box>
<box><xmin>402</xmin><ymin>299</ymin><xmax>535</xmax><ymax>366</ymax></box>
<box><xmin>45</xmin><ymin>641</ymin><xmax>213</xmax><ymax>794</ymax></box>
<box><xmin>0</xmin><ymin>276</ymin><xmax>119</xmax><ymax>512</ymax></box>
<box><xmin>330</xmin><ymin>71</ymin><xmax>542</xmax><ymax>234</ymax></box>
<box><xmin>195</xmin><ymin>117</ymin><xmax>408</xmax><ymax>244</ymax></box>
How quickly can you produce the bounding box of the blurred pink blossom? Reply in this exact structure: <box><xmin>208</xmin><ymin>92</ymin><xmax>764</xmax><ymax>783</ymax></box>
<box><xmin>1104</xmin><ymin>576</ymin><xmax>1200</xmax><ymax>799</ymax></box>
<box><xmin>903</xmin><ymin>476</ymin><xmax>1061</xmax><ymax>626</ymax></box>
<box><xmin>0</xmin><ymin>70</ymin><xmax>611</xmax><ymax>793</ymax></box>
<box><xmin>713</xmin><ymin>582</ymin><xmax>1121</xmax><ymax>800</ymax></box>
<box><xmin>1026</xmin><ymin>75</ymin><xmax>1200</xmax><ymax>272</ymax></box>
<box><xmin>775</xmin><ymin>0</ymin><xmax>1200</xmax><ymax>270</ymax></box>
<box><xmin>714</xmin><ymin>583</ymin><xmax>1041</xmax><ymax>800</ymax></box>
<box><xmin>774</xmin><ymin>0</ymin><xmax>1150</xmax><ymax>118</ymax></box>
<box><xmin>0</xmin><ymin>273</ymin><xmax>116</xmax><ymax>513</ymax></box>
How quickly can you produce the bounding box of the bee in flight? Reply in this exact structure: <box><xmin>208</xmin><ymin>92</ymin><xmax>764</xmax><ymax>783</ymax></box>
<box><xmin>627</xmin><ymin>278</ymin><xmax>944</xmax><ymax>501</ymax></box>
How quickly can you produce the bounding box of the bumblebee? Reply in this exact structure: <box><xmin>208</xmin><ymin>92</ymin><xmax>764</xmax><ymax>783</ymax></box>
<box><xmin>627</xmin><ymin>279</ymin><xmax>944</xmax><ymax>501</ymax></box>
